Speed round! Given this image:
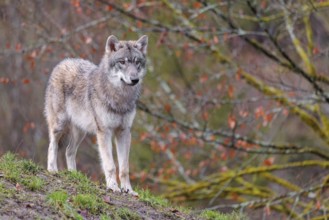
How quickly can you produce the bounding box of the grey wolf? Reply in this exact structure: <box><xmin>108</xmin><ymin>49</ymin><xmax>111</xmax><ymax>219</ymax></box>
<box><xmin>44</xmin><ymin>35</ymin><xmax>148</xmax><ymax>196</ymax></box>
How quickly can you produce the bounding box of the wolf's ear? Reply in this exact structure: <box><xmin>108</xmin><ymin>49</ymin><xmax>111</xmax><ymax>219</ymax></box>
<box><xmin>105</xmin><ymin>35</ymin><xmax>120</xmax><ymax>53</ymax></box>
<box><xmin>136</xmin><ymin>35</ymin><xmax>148</xmax><ymax>55</ymax></box>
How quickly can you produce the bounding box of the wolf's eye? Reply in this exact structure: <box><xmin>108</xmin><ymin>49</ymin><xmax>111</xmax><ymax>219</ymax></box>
<box><xmin>135</xmin><ymin>60</ymin><xmax>140</xmax><ymax>65</ymax></box>
<box><xmin>119</xmin><ymin>60</ymin><xmax>125</xmax><ymax>65</ymax></box>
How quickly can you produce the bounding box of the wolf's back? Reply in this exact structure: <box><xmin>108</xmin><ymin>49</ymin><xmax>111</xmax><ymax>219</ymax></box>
<box><xmin>44</xmin><ymin>58</ymin><xmax>97</xmax><ymax>122</ymax></box>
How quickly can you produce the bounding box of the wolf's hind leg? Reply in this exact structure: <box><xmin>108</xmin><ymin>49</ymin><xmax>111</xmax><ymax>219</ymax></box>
<box><xmin>47</xmin><ymin>122</ymin><xmax>65</xmax><ymax>172</ymax></box>
<box><xmin>66</xmin><ymin>125</ymin><xmax>86</xmax><ymax>171</ymax></box>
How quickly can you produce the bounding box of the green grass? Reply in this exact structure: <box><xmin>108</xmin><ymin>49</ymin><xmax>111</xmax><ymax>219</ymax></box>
<box><xmin>60</xmin><ymin>170</ymin><xmax>98</xmax><ymax>194</ymax></box>
<box><xmin>0</xmin><ymin>153</ymin><xmax>21</xmax><ymax>182</ymax></box>
<box><xmin>100</xmin><ymin>214</ymin><xmax>111</xmax><ymax>220</ymax></box>
<box><xmin>22</xmin><ymin>176</ymin><xmax>44</xmax><ymax>191</ymax></box>
<box><xmin>0</xmin><ymin>153</ymin><xmax>247</xmax><ymax>220</ymax></box>
<box><xmin>72</xmin><ymin>193</ymin><xmax>105</xmax><ymax>214</ymax></box>
<box><xmin>137</xmin><ymin>188</ymin><xmax>169</xmax><ymax>207</ymax></box>
<box><xmin>21</xmin><ymin>159</ymin><xmax>41</xmax><ymax>174</ymax></box>
<box><xmin>47</xmin><ymin>190</ymin><xmax>69</xmax><ymax>207</ymax></box>
<box><xmin>200</xmin><ymin>210</ymin><xmax>248</xmax><ymax>220</ymax></box>
<box><xmin>0</xmin><ymin>153</ymin><xmax>44</xmax><ymax>191</ymax></box>
<box><xmin>47</xmin><ymin>190</ymin><xmax>83</xmax><ymax>219</ymax></box>
<box><xmin>0</xmin><ymin>182</ymin><xmax>14</xmax><ymax>202</ymax></box>
<box><xmin>115</xmin><ymin>207</ymin><xmax>141</xmax><ymax>220</ymax></box>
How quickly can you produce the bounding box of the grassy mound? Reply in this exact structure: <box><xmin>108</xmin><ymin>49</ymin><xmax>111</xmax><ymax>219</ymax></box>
<box><xmin>0</xmin><ymin>152</ymin><xmax>246</xmax><ymax>219</ymax></box>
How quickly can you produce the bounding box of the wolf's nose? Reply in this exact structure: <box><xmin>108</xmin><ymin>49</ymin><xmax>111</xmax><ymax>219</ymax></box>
<box><xmin>131</xmin><ymin>79</ymin><xmax>139</xmax><ymax>85</ymax></box>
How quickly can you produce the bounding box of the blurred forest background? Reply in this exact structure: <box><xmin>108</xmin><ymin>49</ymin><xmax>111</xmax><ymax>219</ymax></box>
<box><xmin>1</xmin><ymin>0</ymin><xmax>329</xmax><ymax>219</ymax></box>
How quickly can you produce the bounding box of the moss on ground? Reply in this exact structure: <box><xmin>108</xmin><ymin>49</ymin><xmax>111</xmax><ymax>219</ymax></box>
<box><xmin>0</xmin><ymin>152</ymin><xmax>247</xmax><ymax>219</ymax></box>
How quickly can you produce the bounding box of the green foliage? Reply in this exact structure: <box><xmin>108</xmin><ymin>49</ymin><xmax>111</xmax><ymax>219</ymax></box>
<box><xmin>21</xmin><ymin>159</ymin><xmax>41</xmax><ymax>174</ymax></box>
<box><xmin>60</xmin><ymin>170</ymin><xmax>98</xmax><ymax>194</ymax></box>
<box><xmin>22</xmin><ymin>176</ymin><xmax>44</xmax><ymax>191</ymax></box>
<box><xmin>47</xmin><ymin>190</ymin><xmax>69</xmax><ymax>207</ymax></box>
<box><xmin>47</xmin><ymin>190</ymin><xmax>83</xmax><ymax>219</ymax></box>
<box><xmin>200</xmin><ymin>210</ymin><xmax>248</xmax><ymax>220</ymax></box>
<box><xmin>0</xmin><ymin>153</ymin><xmax>238</xmax><ymax>219</ymax></box>
<box><xmin>72</xmin><ymin>194</ymin><xmax>105</xmax><ymax>214</ymax></box>
<box><xmin>115</xmin><ymin>207</ymin><xmax>141</xmax><ymax>220</ymax></box>
<box><xmin>0</xmin><ymin>152</ymin><xmax>43</xmax><ymax>191</ymax></box>
<box><xmin>137</xmin><ymin>188</ymin><xmax>169</xmax><ymax>207</ymax></box>
<box><xmin>0</xmin><ymin>152</ymin><xmax>20</xmax><ymax>182</ymax></box>
<box><xmin>100</xmin><ymin>214</ymin><xmax>111</xmax><ymax>220</ymax></box>
<box><xmin>0</xmin><ymin>183</ymin><xmax>14</xmax><ymax>202</ymax></box>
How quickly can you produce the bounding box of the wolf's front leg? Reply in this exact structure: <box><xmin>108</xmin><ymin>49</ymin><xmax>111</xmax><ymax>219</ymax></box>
<box><xmin>97</xmin><ymin>130</ymin><xmax>120</xmax><ymax>193</ymax></box>
<box><xmin>115</xmin><ymin>128</ymin><xmax>138</xmax><ymax>196</ymax></box>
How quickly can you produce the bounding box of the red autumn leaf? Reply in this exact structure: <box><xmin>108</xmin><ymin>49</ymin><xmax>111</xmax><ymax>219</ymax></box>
<box><xmin>213</xmin><ymin>35</ymin><xmax>219</xmax><ymax>44</ymax></box>
<box><xmin>235</xmin><ymin>68</ymin><xmax>242</xmax><ymax>80</ymax></box>
<box><xmin>313</xmin><ymin>47</ymin><xmax>320</xmax><ymax>55</ymax></box>
<box><xmin>220</xmin><ymin>152</ymin><xmax>227</xmax><ymax>161</ymax></box>
<box><xmin>164</xmin><ymin>103</ymin><xmax>171</xmax><ymax>113</ymax></box>
<box><xmin>137</xmin><ymin>20</ymin><xmax>143</xmax><ymax>28</ymax></box>
<box><xmin>255</xmin><ymin>106</ymin><xmax>264</xmax><ymax>119</ymax></box>
<box><xmin>202</xmin><ymin>111</ymin><xmax>209</xmax><ymax>120</ymax></box>
<box><xmin>228</xmin><ymin>85</ymin><xmax>234</xmax><ymax>98</ymax></box>
<box><xmin>239</xmin><ymin>110</ymin><xmax>248</xmax><ymax>118</ymax></box>
<box><xmin>263</xmin><ymin>157</ymin><xmax>275</xmax><ymax>166</ymax></box>
<box><xmin>15</xmin><ymin>43</ymin><xmax>22</xmax><ymax>52</ymax></box>
<box><xmin>22</xmin><ymin>78</ymin><xmax>30</xmax><ymax>84</ymax></box>
<box><xmin>236</xmin><ymin>140</ymin><xmax>248</xmax><ymax>149</ymax></box>
<box><xmin>228</xmin><ymin>115</ymin><xmax>236</xmax><ymax>129</ymax></box>
<box><xmin>107</xmin><ymin>5</ymin><xmax>113</xmax><ymax>11</ymax></box>
<box><xmin>229</xmin><ymin>150</ymin><xmax>236</xmax><ymax>158</ymax></box>
<box><xmin>193</xmin><ymin>2</ymin><xmax>202</xmax><ymax>9</ymax></box>
<box><xmin>264</xmin><ymin>205</ymin><xmax>271</xmax><ymax>216</ymax></box>
<box><xmin>200</xmin><ymin>75</ymin><xmax>208</xmax><ymax>83</ymax></box>
<box><xmin>230</xmin><ymin>192</ymin><xmax>239</xmax><ymax>201</ymax></box>
<box><xmin>23</xmin><ymin>122</ymin><xmax>35</xmax><ymax>133</ymax></box>
<box><xmin>140</xmin><ymin>132</ymin><xmax>149</xmax><ymax>141</ymax></box>
<box><xmin>123</xmin><ymin>3</ymin><xmax>130</xmax><ymax>10</ymax></box>
<box><xmin>0</xmin><ymin>77</ymin><xmax>10</xmax><ymax>84</ymax></box>
<box><xmin>316</xmin><ymin>200</ymin><xmax>321</xmax><ymax>210</ymax></box>
<box><xmin>188</xmin><ymin>136</ymin><xmax>198</xmax><ymax>145</ymax></box>
<box><xmin>71</xmin><ymin>0</ymin><xmax>80</xmax><ymax>7</ymax></box>
<box><xmin>260</xmin><ymin>0</ymin><xmax>267</xmax><ymax>9</ymax></box>
<box><xmin>263</xmin><ymin>113</ymin><xmax>274</xmax><ymax>126</ymax></box>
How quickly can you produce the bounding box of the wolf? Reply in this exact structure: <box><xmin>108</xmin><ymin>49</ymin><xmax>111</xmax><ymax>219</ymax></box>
<box><xmin>44</xmin><ymin>35</ymin><xmax>148</xmax><ymax>196</ymax></box>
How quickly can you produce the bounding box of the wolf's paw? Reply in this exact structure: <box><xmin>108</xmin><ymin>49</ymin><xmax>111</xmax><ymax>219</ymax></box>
<box><xmin>107</xmin><ymin>182</ymin><xmax>121</xmax><ymax>193</ymax></box>
<box><xmin>47</xmin><ymin>166</ymin><xmax>58</xmax><ymax>173</ymax></box>
<box><xmin>121</xmin><ymin>187</ymin><xmax>138</xmax><ymax>197</ymax></box>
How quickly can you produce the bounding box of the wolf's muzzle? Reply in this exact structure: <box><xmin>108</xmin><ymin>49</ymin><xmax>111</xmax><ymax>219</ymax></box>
<box><xmin>131</xmin><ymin>79</ymin><xmax>139</xmax><ymax>85</ymax></box>
<box><xmin>121</xmin><ymin>78</ymin><xmax>139</xmax><ymax>86</ymax></box>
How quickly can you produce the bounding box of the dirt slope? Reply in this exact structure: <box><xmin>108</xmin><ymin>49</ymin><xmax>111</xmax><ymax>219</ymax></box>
<box><xmin>0</xmin><ymin>153</ymin><xmax>199</xmax><ymax>220</ymax></box>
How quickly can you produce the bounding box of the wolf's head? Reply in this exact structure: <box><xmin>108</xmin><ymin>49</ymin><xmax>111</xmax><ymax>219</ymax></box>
<box><xmin>101</xmin><ymin>35</ymin><xmax>148</xmax><ymax>87</ymax></box>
